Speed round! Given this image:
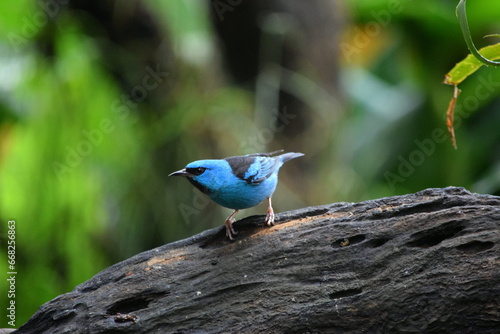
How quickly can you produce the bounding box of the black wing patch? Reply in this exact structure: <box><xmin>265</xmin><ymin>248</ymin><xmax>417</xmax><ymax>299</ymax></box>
<box><xmin>225</xmin><ymin>155</ymin><xmax>280</xmax><ymax>184</ymax></box>
<box><xmin>225</xmin><ymin>156</ymin><xmax>257</xmax><ymax>182</ymax></box>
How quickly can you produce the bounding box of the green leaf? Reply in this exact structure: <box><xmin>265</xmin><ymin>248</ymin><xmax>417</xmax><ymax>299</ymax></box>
<box><xmin>444</xmin><ymin>43</ymin><xmax>500</xmax><ymax>86</ymax></box>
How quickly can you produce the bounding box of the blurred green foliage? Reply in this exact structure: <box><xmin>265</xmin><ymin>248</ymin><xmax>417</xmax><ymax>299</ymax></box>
<box><xmin>0</xmin><ymin>0</ymin><xmax>499</xmax><ymax>327</ymax></box>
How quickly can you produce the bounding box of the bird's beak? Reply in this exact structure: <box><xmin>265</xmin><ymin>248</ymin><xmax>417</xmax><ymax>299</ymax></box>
<box><xmin>168</xmin><ymin>168</ymin><xmax>193</xmax><ymax>177</ymax></box>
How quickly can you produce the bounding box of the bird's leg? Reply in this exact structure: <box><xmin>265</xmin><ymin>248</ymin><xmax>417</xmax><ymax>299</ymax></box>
<box><xmin>225</xmin><ymin>210</ymin><xmax>239</xmax><ymax>240</ymax></box>
<box><xmin>264</xmin><ymin>197</ymin><xmax>275</xmax><ymax>226</ymax></box>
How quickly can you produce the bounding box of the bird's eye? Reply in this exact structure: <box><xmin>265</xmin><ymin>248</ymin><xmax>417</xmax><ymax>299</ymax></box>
<box><xmin>187</xmin><ymin>167</ymin><xmax>206</xmax><ymax>176</ymax></box>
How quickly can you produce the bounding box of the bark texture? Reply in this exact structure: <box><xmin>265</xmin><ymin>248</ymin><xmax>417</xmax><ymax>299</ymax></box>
<box><xmin>16</xmin><ymin>187</ymin><xmax>500</xmax><ymax>333</ymax></box>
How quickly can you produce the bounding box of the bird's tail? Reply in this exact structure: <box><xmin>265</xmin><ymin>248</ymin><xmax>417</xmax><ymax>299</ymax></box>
<box><xmin>246</xmin><ymin>150</ymin><xmax>304</xmax><ymax>162</ymax></box>
<box><xmin>278</xmin><ymin>152</ymin><xmax>304</xmax><ymax>163</ymax></box>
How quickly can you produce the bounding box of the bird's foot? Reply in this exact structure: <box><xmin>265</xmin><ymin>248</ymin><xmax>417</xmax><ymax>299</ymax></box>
<box><xmin>225</xmin><ymin>210</ymin><xmax>239</xmax><ymax>240</ymax></box>
<box><xmin>264</xmin><ymin>203</ymin><xmax>275</xmax><ymax>227</ymax></box>
<box><xmin>225</xmin><ymin>219</ymin><xmax>238</xmax><ymax>240</ymax></box>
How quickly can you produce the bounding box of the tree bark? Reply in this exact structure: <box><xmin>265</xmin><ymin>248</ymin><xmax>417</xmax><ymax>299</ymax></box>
<box><xmin>16</xmin><ymin>187</ymin><xmax>500</xmax><ymax>333</ymax></box>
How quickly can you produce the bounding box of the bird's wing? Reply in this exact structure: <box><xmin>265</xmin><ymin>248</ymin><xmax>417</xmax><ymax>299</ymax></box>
<box><xmin>225</xmin><ymin>155</ymin><xmax>281</xmax><ymax>184</ymax></box>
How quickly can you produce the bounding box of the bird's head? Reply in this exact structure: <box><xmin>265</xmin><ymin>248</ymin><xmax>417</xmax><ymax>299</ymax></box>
<box><xmin>169</xmin><ymin>159</ymin><xmax>231</xmax><ymax>195</ymax></box>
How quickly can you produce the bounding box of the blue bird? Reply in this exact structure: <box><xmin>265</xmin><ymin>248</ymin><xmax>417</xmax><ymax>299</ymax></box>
<box><xmin>169</xmin><ymin>150</ymin><xmax>304</xmax><ymax>240</ymax></box>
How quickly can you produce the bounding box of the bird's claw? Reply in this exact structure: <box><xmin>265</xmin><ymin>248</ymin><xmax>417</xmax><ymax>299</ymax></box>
<box><xmin>225</xmin><ymin>223</ymin><xmax>238</xmax><ymax>240</ymax></box>
<box><xmin>264</xmin><ymin>206</ymin><xmax>275</xmax><ymax>227</ymax></box>
<box><xmin>225</xmin><ymin>212</ymin><xmax>238</xmax><ymax>240</ymax></box>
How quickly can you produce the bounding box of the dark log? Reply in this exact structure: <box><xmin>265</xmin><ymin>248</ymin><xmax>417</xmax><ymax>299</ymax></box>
<box><xmin>16</xmin><ymin>187</ymin><xmax>500</xmax><ymax>333</ymax></box>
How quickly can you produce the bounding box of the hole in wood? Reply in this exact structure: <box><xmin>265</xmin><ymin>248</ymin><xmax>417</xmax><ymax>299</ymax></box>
<box><xmin>456</xmin><ymin>240</ymin><xmax>494</xmax><ymax>254</ymax></box>
<box><xmin>329</xmin><ymin>287</ymin><xmax>363</xmax><ymax>299</ymax></box>
<box><xmin>107</xmin><ymin>296</ymin><xmax>153</xmax><ymax>315</ymax></box>
<box><xmin>332</xmin><ymin>235</ymin><xmax>366</xmax><ymax>248</ymax></box>
<box><xmin>367</xmin><ymin>237</ymin><xmax>391</xmax><ymax>248</ymax></box>
<box><xmin>407</xmin><ymin>221</ymin><xmax>464</xmax><ymax>248</ymax></box>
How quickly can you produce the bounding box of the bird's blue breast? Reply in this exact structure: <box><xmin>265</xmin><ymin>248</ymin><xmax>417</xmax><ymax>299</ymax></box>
<box><xmin>211</xmin><ymin>173</ymin><xmax>278</xmax><ymax>209</ymax></box>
